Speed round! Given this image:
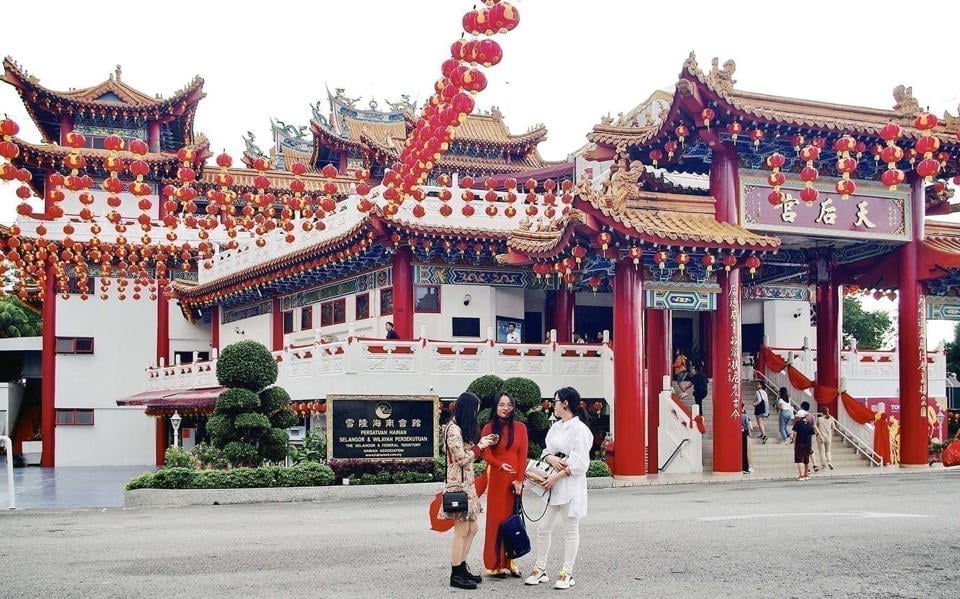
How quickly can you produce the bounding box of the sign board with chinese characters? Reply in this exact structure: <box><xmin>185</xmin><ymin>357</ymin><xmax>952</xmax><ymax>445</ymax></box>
<box><xmin>740</xmin><ymin>170</ymin><xmax>910</xmax><ymax>242</ymax></box>
<box><xmin>327</xmin><ymin>395</ymin><xmax>438</xmax><ymax>461</ymax></box>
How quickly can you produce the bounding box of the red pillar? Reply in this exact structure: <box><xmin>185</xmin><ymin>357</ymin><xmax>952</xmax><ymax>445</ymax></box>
<box><xmin>147</xmin><ymin>121</ymin><xmax>161</xmax><ymax>154</ymax></box>
<box><xmin>815</xmin><ymin>276</ymin><xmax>840</xmax><ymax>416</ymax></box>
<box><xmin>210</xmin><ymin>305</ymin><xmax>220</xmax><ymax>351</ymax></box>
<box><xmin>553</xmin><ymin>288</ymin><xmax>575</xmax><ymax>343</ymax></box>
<box><xmin>898</xmin><ymin>175</ymin><xmax>928</xmax><ymax>467</ymax></box>
<box><xmin>392</xmin><ymin>247</ymin><xmax>414</xmax><ymax>339</ymax></box>
<box><xmin>40</xmin><ymin>265</ymin><xmax>56</xmax><ymax>467</ymax></box>
<box><xmin>272</xmin><ymin>297</ymin><xmax>283</xmax><ymax>351</ymax></box>
<box><xmin>613</xmin><ymin>258</ymin><xmax>645</xmax><ymax>476</ymax></box>
<box><xmin>155</xmin><ymin>417</ymin><xmax>166</xmax><ymax>467</ymax></box>
<box><xmin>709</xmin><ymin>141</ymin><xmax>742</xmax><ymax>473</ymax></box>
<box><xmin>644</xmin><ymin>308</ymin><xmax>669</xmax><ymax>472</ymax></box>
<box><xmin>157</xmin><ymin>295</ymin><xmax>170</xmax><ymax>367</ymax></box>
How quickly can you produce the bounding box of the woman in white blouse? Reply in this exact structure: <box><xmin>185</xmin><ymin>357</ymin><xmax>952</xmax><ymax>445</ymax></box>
<box><xmin>524</xmin><ymin>386</ymin><xmax>593</xmax><ymax>590</ymax></box>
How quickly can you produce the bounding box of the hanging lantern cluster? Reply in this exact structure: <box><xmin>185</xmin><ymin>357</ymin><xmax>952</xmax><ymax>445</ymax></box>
<box><xmin>833</xmin><ymin>135</ymin><xmax>858</xmax><ymax>200</ymax></box>
<box><xmin>765</xmin><ymin>152</ymin><xmax>786</xmax><ymax>206</ymax></box>
<box><xmin>878</xmin><ymin>122</ymin><xmax>905</xmax><ymax>190</ymax></box>
<box><xmin>1</xmin><ymin>118</ymin><xmax>35</xmax><ymax>220</ymax></box>
<box><xmin>395</xmin><ymin>1</ymin><xmax>519</xmax><ymax>214</ymax></box>
<box><xmin>798</xmin><ymin>143</ymin><xmax>821</xmax><ymax>206</ymax></box>
<box><xmin>913</xmin><ymin>112</ymin><xmax>941</xmax><ymax>182</ymax></box>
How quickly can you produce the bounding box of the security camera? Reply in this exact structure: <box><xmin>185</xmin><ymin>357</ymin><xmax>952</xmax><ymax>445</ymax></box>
<box><xmin>429</xmin><ymin>385</ymin><xmax>435</xmax><ymax>392</ymax></box>
<box><xmin>793</xmin><ymin>309</ymin><xmax>802</xmax><ymax>319</ymax></box>
<box><xmin>234</xmin><ymin>326</ymin><xmax>245</xmax><ymax>335</ymax></box>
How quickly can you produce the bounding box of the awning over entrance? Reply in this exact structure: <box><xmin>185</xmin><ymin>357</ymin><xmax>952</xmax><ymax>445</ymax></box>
<box><xmin>117</xmin><ymin>387</ymin><xmax>227</xmax><ymax>414</ymax></box>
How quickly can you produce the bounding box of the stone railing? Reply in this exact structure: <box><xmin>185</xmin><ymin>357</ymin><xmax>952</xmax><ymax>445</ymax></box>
<box><xmin>657</xmin><ymin>375</ymin><xmax>703</xmax><ymax>474</ymax></box>
<box><xmin>146</xmin><ymin>333</ymin><xmax>613</xmax><ymax>403</ymax></box>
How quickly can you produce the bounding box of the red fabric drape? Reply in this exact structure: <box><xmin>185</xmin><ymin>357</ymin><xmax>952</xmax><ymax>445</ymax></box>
<box><xmin>840</xmin><ymin>391</ymin><xmax>874</xmax><ymax>424</ymax></box>
<box><xmin>814</xmin><ymin>386</ymin><xmax>838</xmax><ymax>407</ymax></box>
<box><xmin>787</xmin><ymin>366</ymin><xmax>814</xmax><ymax>390</ymax></box>
<box><xmin>762</xmin><ymin>346</ymin><xmax>787</xmax><ymax>372</ymax></box>
<box><xmin>874</xmin><ymin>417</ymin><xmax>891</xmax><ymax>465</ymax></box>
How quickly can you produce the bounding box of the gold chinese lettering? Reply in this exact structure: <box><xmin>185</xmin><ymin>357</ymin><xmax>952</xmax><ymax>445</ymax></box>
<box><xmin>814</xmin><ymin>198</ymin><xmax>837</xmax><ymax>225</ymax></box>
<box><xmin>854</xmin><ymin>200</ymin><xmax>876</xmax><ymax>229</ymax></box>
<box><xmin>780</xmin><ymin>196</ymin><xmax>799</xmax><ymax>223</ymax></box>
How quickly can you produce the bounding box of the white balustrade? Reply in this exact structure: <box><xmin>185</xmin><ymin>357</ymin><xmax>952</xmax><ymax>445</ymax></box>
<box><xmin>657</xmin><ymin>375</ymin><xmax>703</xmax><ymax>473</ymax></box>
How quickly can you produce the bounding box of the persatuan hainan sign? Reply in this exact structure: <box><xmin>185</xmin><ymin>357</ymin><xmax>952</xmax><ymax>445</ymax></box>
<box><xmin>326</xmin><ymin>395</ymin><xmax>438</xmax><ymax>461</ymax></box>
<box><xmin>740</xmin><ymin>170</ymin><xmax>910</xmax><ymax>242</ymax></box>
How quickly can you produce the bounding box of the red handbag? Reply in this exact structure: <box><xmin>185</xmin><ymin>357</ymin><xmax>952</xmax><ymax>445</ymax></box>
<box><xmin>942</xmin><ymin>439</ymin><xmax>960</xmax><ymax>468</ymax></box>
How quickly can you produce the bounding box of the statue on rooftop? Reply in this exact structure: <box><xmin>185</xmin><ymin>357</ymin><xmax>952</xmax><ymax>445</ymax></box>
<box><xmin>386</xmin><ymin>94</ymin><xmax>414</xmax><ymax>112</ymax></box>
<box><xmin>893</xmin><ymin>85</ymin><xmax>921</xmax><ymax>115</ymax></box>
<box><xmin>707</xmin><ymin>57</ymin><xmax>737</xmax><ymax>94</ymax></box>
<box><xmin>334</xmin><ymin>88</ymin><xmax>360</xmax><ymax>107</ymax></box>
<box><xmin>607</xmin><ymin>159</ymin><xmax>644</xmax><ymax>212</ymax></box>
<box><xmin>242</xmin><ymin>131</ymin><xmax>266</xmax><ymax>158</ymax></box>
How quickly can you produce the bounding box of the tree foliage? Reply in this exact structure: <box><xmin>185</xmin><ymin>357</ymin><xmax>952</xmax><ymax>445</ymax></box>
<box><xmin>943</xmin><ymin>323</ymin><xmax>960</xmax><ymax>377</ymax></box>
<box><xmin>842</xmin><ymin>297</ymin><xmax>893</xmax><ymax>350</ymax></box>
<box><xmin>210</xmin><ymin>340</ymin><xmax>298</xmax><ymax>467</ymax></box>
<box><xmin>0</xmin><ymin>296</ymin><xmax>41</xmax><ymax>338</ymax></box>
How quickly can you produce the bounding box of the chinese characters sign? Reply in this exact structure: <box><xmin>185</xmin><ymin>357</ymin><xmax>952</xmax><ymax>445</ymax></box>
<box><xmin>740</xmin><ymin>171</ymin><xmax>909</xmax><ymax>242</ymax></box>
<box><xmin>327</xmin><ymin>395</ymin><xmax>437</xmax><ymax>460</ymax></box>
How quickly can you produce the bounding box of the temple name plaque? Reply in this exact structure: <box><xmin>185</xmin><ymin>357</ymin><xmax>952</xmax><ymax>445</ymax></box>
<box><xmin>326</xmin><ymin>394</ymin><xmax>438</xmax><ymax>461</ymax></box>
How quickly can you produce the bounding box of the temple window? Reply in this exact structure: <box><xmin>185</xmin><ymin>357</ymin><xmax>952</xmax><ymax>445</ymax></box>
<box><xmin>320</xmin><ymin>298</ymin><xmax>346</xmax><ymax>327</ymax></box>
<box><xmin>414</xmin><ymin>285</ymin><xmax>441</xmax><ymax>313</ymax></box>
<box><xmin>283</xmin><ymin>311</ymin><xmax>295</xmax><ymax>334</ymax></box>
<box><xmin>301</xmin><ymin>306</ymin><xmax>313</xmax><ymax>330</ymax></box>
<box><xmin>56</xmin><ymin>409</ymin><xmax>95</xmax><ymax>426</ymax></box>
<box><xmin>55</xmin><ymin>337</ymin><xmax>94</xmax><ymax>354</ymax></box>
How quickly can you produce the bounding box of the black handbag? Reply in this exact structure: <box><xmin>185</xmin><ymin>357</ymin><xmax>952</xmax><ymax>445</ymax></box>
<box><xmin>442</xmin><ymin>425</ymin><xmax>469</xmax><ymax>513</ymax></box>
<box><xmin>497</xmin><ymin>496</ymin><xmax>531</xmax><ymax>559</ymax></box>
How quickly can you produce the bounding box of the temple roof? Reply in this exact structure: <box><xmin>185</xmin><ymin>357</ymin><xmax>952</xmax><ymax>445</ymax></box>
<box><xmin>586</xmin><ymin>53</ymin><xmax>960</xmax><ymax>177</ymax></box>
<box><xmin>193</xmin><ymin>166</ymin><xmax>356</xmax><ymax>195</ymax></box>
<box><xmin>2</xmin><ymin>57</ymin><xmax>205</xmax><ymax>146</ymax></box>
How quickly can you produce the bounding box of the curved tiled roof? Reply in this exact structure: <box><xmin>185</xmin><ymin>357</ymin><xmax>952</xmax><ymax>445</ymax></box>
<box><xmin>194</xmin><ymin>167</ymin><xmax>356</xmax><ymax>195</ymax></box>
<box><xmin>587</xmin><ymin>53</ymin><xmax>960</xmax><ymax>151</ymax></box>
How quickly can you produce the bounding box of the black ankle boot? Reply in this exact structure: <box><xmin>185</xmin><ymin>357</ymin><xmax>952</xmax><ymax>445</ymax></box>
<box><xmin>460</xmin><ymin>562</ymin><xmax>482</xmax><ymax>584</ymax></box>
<box><xmin>450</xmin><ymin>564</ymin><xmax>477</xmax><ymax>590</ymax></box>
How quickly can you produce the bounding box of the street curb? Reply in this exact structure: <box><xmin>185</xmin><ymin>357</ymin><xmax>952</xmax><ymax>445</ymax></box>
<box><xmin>124</xmin><ymin>476</ymin><xmax>616</xmax><ymax>508</ymax></box>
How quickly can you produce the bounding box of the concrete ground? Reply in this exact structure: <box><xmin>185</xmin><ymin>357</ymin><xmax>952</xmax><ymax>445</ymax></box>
<box><xmin>0</xmin><ymin>467</ymin><xmax>957</xmax><ymax>598</ymax></box>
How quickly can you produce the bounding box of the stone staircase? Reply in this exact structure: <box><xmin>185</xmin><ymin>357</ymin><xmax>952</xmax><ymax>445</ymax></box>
<box><xmin>684</xmin><ymin>378</ymin><xmax>872</xmax><ymax>476</ymax></box>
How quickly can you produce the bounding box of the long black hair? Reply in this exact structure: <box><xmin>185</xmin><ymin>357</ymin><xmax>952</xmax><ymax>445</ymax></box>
<box><xmin>779</xmin><ymin>387</ymin><xmax>789</xmax><ymax>402</ymax></box>
<box><xmin>451</xmin><ymin>391</ymin><xmax>481</xmax><ymax>445</ymax></box>
<box><xmin>555</xmin><ymin>386</ymin><xmax>591</xmax><ymax>426</ymax></box>
<box><xmin>490</xmin><ymin>390</ymin><xmax>516</xmax><ymax>449</ymax></box>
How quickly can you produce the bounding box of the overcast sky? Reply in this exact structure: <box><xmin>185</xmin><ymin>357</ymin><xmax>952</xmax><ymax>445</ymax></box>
<box><xmin>2</xmin><ymin>0</ymin><xmax>959</xmax><ymax>344</ymax></box>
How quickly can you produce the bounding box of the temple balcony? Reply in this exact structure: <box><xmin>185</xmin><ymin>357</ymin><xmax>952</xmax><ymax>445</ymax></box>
<box><xmin>145</xmin><ymin>329</ymin><xmax>613</xmax><ymax>403</ymax></box>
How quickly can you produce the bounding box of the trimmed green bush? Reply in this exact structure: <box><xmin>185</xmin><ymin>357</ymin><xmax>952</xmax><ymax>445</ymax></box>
<box><xmin>260</xmin><ymin>385</ymin><xmax>291</xmax><ymax>412</ymax></box>
<box><xmin>216</xmin><ymin>340</ymin><xmax>278</xmax><ymax>391</ymax></box>
<box><xmin>125</xmin><ymin>472</ymin><xmax>156</xmax><ymax>490</ymax></box>
<box><xmin>276</xmin><ymin>462</ymin><xmax>335</xmax><ymax>487</ymax></box>
<box><xmin>205</xmin><ymin>415</ymin><xmax>235</xmax><ymax>440</ymax></box>
<box><xmin>501</xmin><ymin>377</ymin><xmax>542</xmax><ymax>412</ymax></box>
<box><xmin>215</xmin><ymin>388</ymin><xmax>261</xmax><ymax>415</ymax></box>
<box><xmin>467</xmin><ymin>374</ymin><xmax>504</xmax><ymax>409</ymax></box>
<box><xmin>259</xmin><ymin>428</ymin><xmax>290</xmax><ymax>463</ymax></box>
<box><xmin>234</xmin><ymin>412</ymin><xmax>271</xmax><ymax>431</ymax></box>
<box><xmin>525</xmin><ymin>409</ymin><xmax>549</xmax><ymax>432</ymax></box>
<box><xmin>151</xmin><ymin>467</ymin><xmax>198</xmax><ymax>489</ymax></box>
<box><xmin>587</xmin><ymin>460</ymin><xmax>611</xmax><ymax>477</ymax></box>
<box><xmin>164</xmin><ymin>446</ymin><xmax>197</xmax><ymax>469</ymax></box>
<box><xmin>478</xmin><ymin>408</ymin><xmax>492</xmax><ymax>427</ymax></box>
<box><xmin>194</xmin><ymin>470</ymin><xmax>233</xmax><ymax>489</ymax></box>
<box><xmin>224</xmin><ymin>466</ymin><xmax>280</xmax><ymax>488</ymax></box>
<box><xmin>528</xmin><ymin>441</ymin><xmax>543</xmax><ymax>460</ymax></box>
<box><xmin>224</xmin><ymin>441</ymin><xmax>259</xmax><ymax>465</ymax></box>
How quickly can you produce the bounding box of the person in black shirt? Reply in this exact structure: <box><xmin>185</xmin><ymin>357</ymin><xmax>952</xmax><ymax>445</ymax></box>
<box><xmin>385</xmin><ymin>321</ymin><xmax>399</xmax><ymax>339</ymax></box>
<box><xmin>687</xmin><ymin>364</ymin><xmax>708</xmax><ymax>416</ymax></box>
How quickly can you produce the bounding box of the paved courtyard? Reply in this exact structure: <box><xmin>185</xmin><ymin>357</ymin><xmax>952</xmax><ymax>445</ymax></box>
<box><xmin>0</xmin><ymin>467</ymin><xmax>957</xmax><ymax>598</ymax></box>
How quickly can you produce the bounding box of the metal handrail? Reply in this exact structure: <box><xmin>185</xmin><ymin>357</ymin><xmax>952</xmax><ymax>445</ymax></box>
<box><xmin>659</xmin><ymin>438</ymin><xmax>691</xmax><ymax>473</ymax></box>
<box><xmin>754</xmin><ymin>369</ymin><xmax>883</xmax><ymax>467</ymax></box>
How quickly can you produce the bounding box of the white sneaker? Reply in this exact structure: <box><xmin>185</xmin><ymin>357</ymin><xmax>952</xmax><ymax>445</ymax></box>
<box><xmin>524</xmin><ymin>568</ymin><xmax>548</xmax><ymax>586</ymax></box>
<box><xmin>554</xmin><ymin>570</ymin><xmax>575</xmax><ymax>590</ymax></box>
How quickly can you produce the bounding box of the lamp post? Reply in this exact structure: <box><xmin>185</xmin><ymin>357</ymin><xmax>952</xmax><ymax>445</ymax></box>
<box><xmin>170</xmin><ymin>411</ymin><xmax>183</xmax><ymax>448</ymax></box>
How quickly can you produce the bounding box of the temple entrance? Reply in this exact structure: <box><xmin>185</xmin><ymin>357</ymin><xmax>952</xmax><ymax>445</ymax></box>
<box><xmin>574</xmin><ymin>305</ymin><xmax>612</xmax><ymax>342</ymax></box>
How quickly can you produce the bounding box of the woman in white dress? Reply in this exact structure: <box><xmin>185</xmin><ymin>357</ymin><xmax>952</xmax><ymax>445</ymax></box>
<box><xmin>524</xmin><ymin>386</ymin><xmax>593</xmax><ymax>590</ymax></box>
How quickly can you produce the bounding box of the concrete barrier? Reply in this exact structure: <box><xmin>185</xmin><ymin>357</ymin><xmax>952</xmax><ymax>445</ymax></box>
<box><xmin>124</xmin><ymin>476</ymin><xmax>616</xmax><ymax>508</ymax></box>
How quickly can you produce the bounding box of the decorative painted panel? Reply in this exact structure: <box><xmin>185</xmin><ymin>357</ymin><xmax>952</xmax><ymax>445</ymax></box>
<box><xmin>740</xmin><ymin>170</ymin><xmax>909</xmax><ymax>242</ymax></box>
<box><xmin>927</xmin><ymin>301</ymin><xmax>960</xmax><ymax>321</ymax></box>
<box><xmin>223</xmin><ymin>300</ymin><xmax>272</xmax><ymax>324</ymax></box>
<box><xmin>741</xmin><ymin>285</ymin><xmax>810</xmax><ymax>302</ymax></box>
<box><xmin>644</xmin><ymin>289</ymin><xmax>717</xmax><ymax>311</ymax></box>
<box><xmin>282</xmin><ymin>268</ymin><xmax>391</xmax><ymax>311</ymax></box>
<box><xmin>414</xmin><ymin>265</ymin><xmax>547</xmax><ymax>288</ymax></box>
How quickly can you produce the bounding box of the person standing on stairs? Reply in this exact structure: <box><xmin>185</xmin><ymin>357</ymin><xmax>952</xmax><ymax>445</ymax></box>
<box><xmin>687</xmin><ymin>364</ymin><xmax>709</xmax><ymax>416</ymax></box>
<box><xmin>777</xmin><ymin>387</ymin><xmax>794</xmax><ymax>443</ymax></box>
<box><xmin>753</xmin><ymin>385</ymin><xmax>769</xmax><ymax>444</ymax></box>
<box><xmin>815</xmin><ymin>406</ymin><xmax>836</xmax><ymax>470</ymax></box>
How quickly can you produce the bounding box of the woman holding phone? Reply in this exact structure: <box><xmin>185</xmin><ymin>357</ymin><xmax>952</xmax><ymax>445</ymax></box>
<box><xmin>440</xmin><ymin>391</ymin><xmax>499</xmax><ymax>590</ymax></box>
<box><xmin>524</xmin><ymin>386</ymin><xmax>593</xmax><ymax>590</ymax></box>
<box><xmin>479</xmin><ymin>390</ymin><xmax>528</xmax><ymax>578</ymax></box>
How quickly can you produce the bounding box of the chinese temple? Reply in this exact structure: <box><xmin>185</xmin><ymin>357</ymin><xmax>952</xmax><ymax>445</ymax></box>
<box><xmin>2</xmin><ymin>39</ymin><xmax>960</xmax><ymax>478</ymax></box>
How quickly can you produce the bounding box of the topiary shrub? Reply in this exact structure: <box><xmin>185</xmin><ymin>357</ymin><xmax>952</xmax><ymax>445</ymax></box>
<box><xmin>216</xmin><ymin>340</ymin><xmax>278</xmax><ymax>391</ymax></box>
<box><xmin>587</xmin><ymin>460</ymin><xmax>611</xmax><ymax>477</ymax></box>
<box><xmin>478</xmin><ymin>408</ymin><xmax>492</xmax><ymax>427</ymax></box>
<box><xmin>164</xmin><ymin>446</ymin><xmax>197</xmax><ymax>469</ymax></box>
<box><xmin>501</xmin><ymin>377</ymin><xmax>542</xmax><ymax>412</ymax></box>
<box><xmin>151</xmin><ymin>467</ymin><xmax>198</xmax><ymax>489</ymax></box>
<box><xmin>525</xmin><ymin>410</ymin><xmax>550</xmax><ymax>432</ymax></box>
<box><xmin>467</xmin><ymin>374</ymin><xmax>504</xmax><ymax>410</ymax></box>
<box><xmin>125</xmin><ymin>471</ymin><xmax>156</xmax><ymax>490</ymax></box>
<box><xmin>528</xmin><ymin>441</ymin><xmax>543</xmax><ymax>460</ymax></box>
<box><xmin>211</xmin><ymin>341</ymin><xmax>299</xmax><ymax>467</ymax></box>
<box><xmin>277</xmin><ymin>462</ymin><xmax>335</xmax><ymax>487</ymax></box>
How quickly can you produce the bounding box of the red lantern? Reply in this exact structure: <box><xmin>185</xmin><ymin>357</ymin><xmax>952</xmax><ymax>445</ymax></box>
<box><xmin>744</xmin><ymin>255</ymin><xmax>761</xmax><ymax>277</ymax></box>
<box><xmin>571</xmin><ymin>245</ymin><xmax>587</xmax><ymax>265</ymax></box>
<box><xmin>628</xmin><ymin>246</ymin><xmax>642</xmax><ymax>269</ymax></box>
<box><xmin>722</xmin><ymin>254</ymin><xmax>737</xmax><ymax>271</ymax></box>
<box><xmin>596</xmin><ymin>231</ymin><xmax>613</xmax><ymax>253</ymax></box>
<box><xmin>749</xmin><ymin>129</ymin><xmax>764</xmax><ymax>148</ymax></box>
<box><xmin>588</xmin><ymin>275</ymin><xmax>602</xmax><ymax>293</ymax></box>
<box><xmin>726</xmin><ymin>121</ymin><xmax>742</xmax><ymax>141</ymax></box>
<box><xmin>701</xmin><ymin>253</ymin><xmax>716</xmax><ymax>272</ymax></box>
<box><xmin>701</xmin><ymin>108</ymin><xmax>715</xmax><ymax>129</ymax></box>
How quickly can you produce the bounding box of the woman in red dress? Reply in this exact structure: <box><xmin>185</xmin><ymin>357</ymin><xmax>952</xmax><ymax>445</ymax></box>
<box><xmin>480</xmin><ymin>390</ymin><xmax>529</xmax><ymax>577</ymax></box>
